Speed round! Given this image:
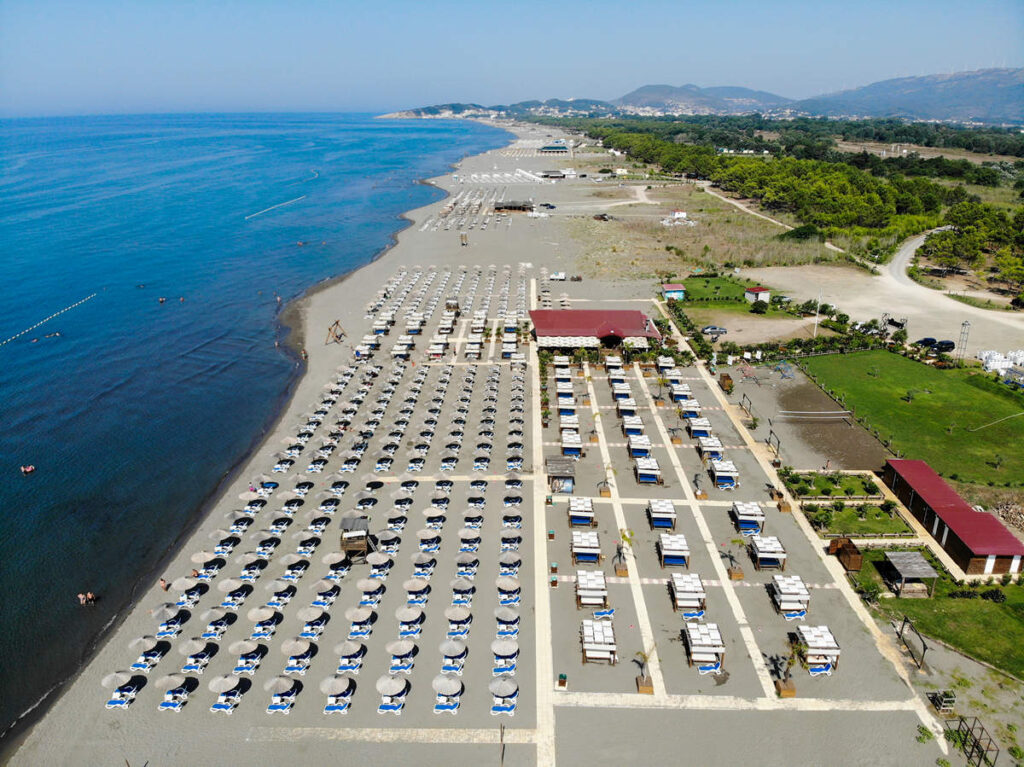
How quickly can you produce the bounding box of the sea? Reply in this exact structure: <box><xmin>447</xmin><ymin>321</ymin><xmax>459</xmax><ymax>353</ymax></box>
<box><xmin>0</xmin><ymin>113</ymin><xmax>510</xmax><ymax>738</ymax></box>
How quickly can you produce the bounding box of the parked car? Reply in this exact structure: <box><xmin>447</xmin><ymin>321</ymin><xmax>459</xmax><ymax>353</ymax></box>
<box><xmin>934</xmin><ymin>340</ymin><xmax>955</xmax><ymax>353</ymax></box>
<box><xmin>913</xmin><ymin>337</ymin><xmax>937</xmax><ymax>348</ymax></box>
<box><xmin>701</xmin><ymin>325</ymin><xmax>728</xmax><ymax>335</ymax></box>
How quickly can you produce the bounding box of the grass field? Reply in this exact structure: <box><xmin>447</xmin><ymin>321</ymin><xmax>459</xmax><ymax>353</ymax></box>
<box><xmin>801</xmin><ymin>351</ymin><xmax>1024</xmax><ymax>484</ymax></box>
<box><xmin>809</xmin><ymin>506</ymin><xmax>912</xmax><ymax>537</ymax></box>
<box><xmin>788</xmin><ymin>472</ymin><xmax>880</xmax><ymax>497</ymax></box>
<box><xmin>857</xmin><ymin>550</ymin><xmax>1024</xmax><ymax>679</ymax></box>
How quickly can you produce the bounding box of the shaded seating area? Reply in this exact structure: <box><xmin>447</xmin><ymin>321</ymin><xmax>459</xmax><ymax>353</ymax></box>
<box><xmin>683</xmin><ymin>622</ymin><xmax>725</xmax><ymax>675</ymax></box>
<box><xmin>670</xmin><ymin>573</ymin><xmax>706</xmax><ymax>620</ymax></box>
<box><xmin>749</xmin><ymin>535</ymin><xmax>787</xmax><ymax>571</ymax></box>
<box><xmin>647</xmin><ymin>499</ymin><xmax>677</xmax><ymax>530</ymax></box>
<box><xmin>730</xmin><ymin>501</ymin><xmax>765</xmax><ymax>536</ymax></box>
<box><xmin>580</xmin><ymin>619</ymin><xmax>618</xmax><ymax>664</ymax></box>
<box><xmin>575</xmin><ymin>570</ymin><xmax>609</xmax><ymax>609</ymax></box>
<box><xmin>571</xmin><ymin>531</ymin><xmax>602</xmax><ymax>565</ymax></box>
<box><xmin>658</xmin><ymin>533</ymin><xmax>690</xmax><ymax>569</ymax></box>
<box><xmin>796</xmin><ymin>624</ymin><xmax>841</xmax><ymax>675</ymax></box>
<box><xmin>770</xmin><ymin>574</ymin><xmax>810</xmax><ymax>620</ymax></box>
<box><xmin>883</xmin><ymin>551</ymin><xmax>939</xmax><ymax>598</ymax></box>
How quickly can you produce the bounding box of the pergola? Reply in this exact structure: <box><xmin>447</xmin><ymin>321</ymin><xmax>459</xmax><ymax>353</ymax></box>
<box><xmin>884</xmin><ymin>551</ymin><xmax>939</xmax><ymax>598</ymax></box>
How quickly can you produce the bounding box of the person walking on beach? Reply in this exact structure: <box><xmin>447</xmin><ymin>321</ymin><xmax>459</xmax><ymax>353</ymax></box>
<box><xmin>159</xmin><ymin>578</ymin><xmax>169</xmax><ymax>591</ymax></box>
<box><xmin>77</xmin><ymin>593</ymin><xmax>86</xmax><ymax>606</ymax></box>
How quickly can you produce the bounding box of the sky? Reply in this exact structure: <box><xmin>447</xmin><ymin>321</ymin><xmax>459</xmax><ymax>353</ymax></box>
<box><xmin>1</xmin><ymin>0</ymin><xmax>1022</xmax><ymax>117</ymax></box>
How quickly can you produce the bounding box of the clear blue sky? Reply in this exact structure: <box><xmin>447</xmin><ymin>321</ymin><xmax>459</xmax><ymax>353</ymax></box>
<box><xmin>1</xmin><ymin>0</ymin><xmax>1021</xmax><ymax>117</ymax></box>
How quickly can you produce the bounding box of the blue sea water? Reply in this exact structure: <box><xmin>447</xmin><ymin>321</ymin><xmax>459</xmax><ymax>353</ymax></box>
<box><xmin>0</xmin><ymin>113</ymin><xmax>509</xmax><ymax>736</ymax></box>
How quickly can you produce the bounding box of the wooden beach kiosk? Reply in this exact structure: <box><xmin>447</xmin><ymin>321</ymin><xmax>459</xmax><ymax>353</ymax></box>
<box><xmin>546</xmin><ymin>457</ymin><xmax>575</xmax><ymax>495</ymax></box>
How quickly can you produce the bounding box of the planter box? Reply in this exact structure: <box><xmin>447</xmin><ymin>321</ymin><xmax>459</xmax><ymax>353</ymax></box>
<box><xmin>614</xmin><ymin>563</ymin><xmax>629</xmax><ymax>577</ymax></box>
<box><xmin>599</xmin><ymin>487</ymin><xmax>612</xmax><ymax>498</ymax></box>
<box><xmin>777</xmin><ymin>501</ymin><xmax>791</xmax><ymax>513</ymax></box>
<box><xmin>775</xmin><ymin>679</ymin><xmax>796</xmax><ymax>698</ymax></box>
<box><xmin>728</xmin><ymin>566</ymin><xmax>744</xmax><ymax>581</ymax></box>
<box><xmin>671</xmin><ymin>436</ymin><xmax>683</xmax><ymax>445</ymax></box>
<box><xmin>636</xmin><ymin>675</ymin><xmax>654</xmax><ymax>695</ymax></box>
<box><xmin>589</xmin><ymin>435</ymin><xmax>599</xmax><ymax>444</ymax></box>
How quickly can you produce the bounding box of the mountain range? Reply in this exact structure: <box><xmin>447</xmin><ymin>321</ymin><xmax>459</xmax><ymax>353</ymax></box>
<box><xmin>386</xmin><ymin>68</ymin><xmax>1024</xmax><ymax>124</ymax></box>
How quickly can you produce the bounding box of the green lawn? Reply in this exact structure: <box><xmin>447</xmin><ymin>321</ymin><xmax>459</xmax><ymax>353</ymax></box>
<box><xmin>683</xmin><ymin>276</ymin><xmax>765</xmax><ymax>301</ymax></box>
<box><xmin>801</xmin><ymin>351</ymin><xmax>1024</xmax><ymax>484</ymax></box>
<box><xmin>806</xmin><ymin>505</ymin><xmax>912</xmax><ymax>536</ymax></box>
<box><xmin>857</xmin><ymin>550</ymin><xmax>1024</xmax><ymax>678</ymax></box>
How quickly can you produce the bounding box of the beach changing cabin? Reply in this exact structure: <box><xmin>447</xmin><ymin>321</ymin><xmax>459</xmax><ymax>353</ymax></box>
<box><xmin>708</xmin><ymin>459</ymin><xmax>739</xmax><ymax>489</ymax></box>
<box><xmin>731</xmin><ymin>501</ymin><xmax>765</xmax><ymax>535</ymax></box>
<box><xmin>658</xmin><ymin>533</ymin><xmax>690</xmax><ymax>568</ymax></box>
<box><xmin>661</xmin><ymin>284</ymin><xmax>686</xmax><ymax>301</ymax></box>
<box><xmin>634</xmin><ymin>457</ymin><xmax>663</xmax><ymax>485</ymax></box>
<box><xmin>546</xmin><ymin>457</ymin><xmax>575</xmax><ymax>495</ymax></box>
<box><xmin>647</xmin><ymin>499</ymin><xmax>677</xmax><ymax>530</ymax></box>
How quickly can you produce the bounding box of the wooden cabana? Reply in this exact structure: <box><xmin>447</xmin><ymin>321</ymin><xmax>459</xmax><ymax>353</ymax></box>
<box><xmin>884</xmin><ymin>551</ymin><xmax>939</xmax><ymax>598</ymax></box>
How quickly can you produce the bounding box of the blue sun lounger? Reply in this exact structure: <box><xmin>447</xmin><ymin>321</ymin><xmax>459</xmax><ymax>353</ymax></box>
<box><xmin>809</xmin><ymin>662</ymin><xmax>833</xmax><ymax>677</ymax></box>
<box><xmin>210</xmin><ymin>689</ymin><xmax>240</xmax><ymax>714</ymax></box>
<box><xmin>698</xmin><ymin>661</ymin><xmax>722</xmax><ymax>676</ymax></box>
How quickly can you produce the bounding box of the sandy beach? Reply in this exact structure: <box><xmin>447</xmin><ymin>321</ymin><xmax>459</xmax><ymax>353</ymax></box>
<box><xmin>7</xmin><ymin>122</ymin><xmax>949</xmax><ymax>767</ymax></box>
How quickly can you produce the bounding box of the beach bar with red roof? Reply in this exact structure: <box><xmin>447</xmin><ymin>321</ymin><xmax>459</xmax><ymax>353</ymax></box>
<box><xmin>529</xmin><ymin>309</ymin><xmax>661</xmax><ymax>350</ymax></box>
<box><xmin>883</xmin><ymin>459</ymin><xmax>1024</xmax><ymax>575</ymax></box>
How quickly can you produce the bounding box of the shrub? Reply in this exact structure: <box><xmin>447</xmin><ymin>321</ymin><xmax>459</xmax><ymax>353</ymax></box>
<box><xmin>863</xmin><ymin>481</ymin><xmax>879</xmax><ymax>495</ymax></box>
<box><xmin>1001</xmin><ymin>573</ymin><xmax>1013</xmax><ymax>586</ymax></box>
<box><xmin>980</xmin><ymin>589</ymin><xmax>1006</xmax><ymax>603</ymax></box>
<box><xmin>880</xmin><ymin>500</ymin><xmax>897</xmax><ymax>514</ymax></box>
<box><xmin>947</xmin><ymin>590</ymin><xmax>978</xmax><ymax>599</ymax></box>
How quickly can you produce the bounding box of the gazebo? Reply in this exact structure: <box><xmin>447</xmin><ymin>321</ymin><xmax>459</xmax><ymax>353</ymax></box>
<box><xmin>884</xmin><ymin>551</ymin><xmax>939</xmax><ymax>598</ymax></box>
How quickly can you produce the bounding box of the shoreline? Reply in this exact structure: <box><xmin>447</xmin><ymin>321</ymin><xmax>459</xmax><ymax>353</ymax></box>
<box><xmin>1</xmin><ymin>122</ymin><xmax>516</xmax><ymax>760</ymax></box>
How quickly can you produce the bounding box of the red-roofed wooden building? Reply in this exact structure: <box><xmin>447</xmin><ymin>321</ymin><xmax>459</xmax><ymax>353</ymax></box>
<box><xmin>883</xmin><ymin>459</ymin><xmax>1024</xmax><ymax>575</ymax></box>
<box><xmin>744</xmin><ymin>286</ymin><xmax>771</xmax><ymax>304</ymax></box>
<box><xmin>529</xmin><ymin>309</ymin><xmax>661</xmax><ymax>350</ymax></box>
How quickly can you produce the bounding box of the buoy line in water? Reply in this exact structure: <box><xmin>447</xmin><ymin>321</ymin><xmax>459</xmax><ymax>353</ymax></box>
<box><xmin>244</xmin><ymin>195</ymin><xmax>306</xmax><ymax>220</ymax></box>
<box><xmin>0</xmin><ymin>293</ymin><xmax>97</xmax><ymax>348</ymax></box>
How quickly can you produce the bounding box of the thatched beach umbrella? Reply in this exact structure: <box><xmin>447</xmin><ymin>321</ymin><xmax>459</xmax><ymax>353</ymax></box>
<box><xmin>450</xmin><ymin>577</ymin><xmax>474</xmax><ymax>592</ymax></box>
<box><xmin>263</xmin><ymin>579</ymin><xmax>291</xmax><ymax>593</ymax></box>
<box><xmin>439</xmin><ymin>639</ymin><xmax>467</xmax><ymax>658</ymax></box>
<box><xmin>384</xmin><ymin>639</ymin><xmax>415</xmax><ymax>658</ymax></box>
<box><xmin>190</xmin><ymin>551</ymin><xmax>217</xmax><ymax>565</ymax></box>
<box><xmin>101</xmin><ymin>671</ymin><xmax>132</xmax><ymax>689</ymax></box>
<box><xmin>355</xmin><ymin>579</ymin><xmax>380</xmax><ymax>594</ymax></box>
<box><xmin>238</xmin><ymin>491</ymin><xmax>261</xmax><ymax>501</ymax></box>
<box><xmin>200</xmin><ymin>608</ymin><xmax>226</xmax><ymax>623</ymax></box>
<box><xmin>455</xmin><ymin>553</ymin><xmax>478</xmax><ymax>567</ymax></box>
<box><xmin>155</xmin><ymin>674</ymin><xmax>186</xmax><ymax>691</ymax></box>
<box><xmin>496</xmin><ymin>577</ymin><xmax>521</xmax><ymax>593</ymax></box>
<box><xmin>457</xmin><ymin>529</ymin><xmax>479</xmax><ymax>542</ymax></box>
<box><xmin>150</xmin><ymin>603</ymin><xmax>178</xmax><ymax>622</ymax></box>
<box><xmin>432</xmin><ymin>674</ymin><xmax>462</xmax><ymax>696</ymax></box>
<box><xmin>208</xmin><ymin>675</ymin><xmax>239</xmax><ymax>694</ymax></box>
<box><xmin>228</xmin><ymin>639</ymin><xmax>258</xmax><ymax>655</ymax></box>
<box><xmin>444</xmin><ymin>606</ymin><xmax>471</xmax><ymax>623</ymax></box>
<box><xmin>344</xmin><ymin>606</ymin><xmax>373</xmax><ymax>622</ymax></box>
<box><xmin>489</xmin><ymin>676</ymin><xmax>518</xmax><ymax>698</ymax></box>
<box><xmin>281</xmin><ymin>638</ymin><xmax>311</xmax><ymax>657</ymax></box>
<box><xmin>217</xmin><ymin>578</ymin><xmax>244</xmax><ymax>593</ymax></box>
<box><xmin>235</xmin><ymin>552</ymin><xmax>261</xmax><ymax>566</ymax></box>
<box><xmin>247</xmin><ymin>606</ymin><xmax>276</xmax><ymax>623</ymax></box>
<box><xmin>279</xmin><ymin>553</ymin><xmax>305</xmax><ymax>567</ymax></box>
<box><xmin>375</xmin><ymin>675</ymin><xmax>406</xmax><ymax>697</ymax></box>
<box><xmin>129</xmin><ymin>635</ymin><xmax>158</xmax><ymax>652</ymax></box>
<box><xmin>178</xmin><ymin>638</ymin><xmax>208</xmax><ymax>657</ymax></box>
<box><xmin>322</xmin><ymin>552</ymin><xmax>348</xmax><ymax>565</ymax></box>
<box><xmin>494</xmin><ymin>606</ymin><xmax>519</xmax><ymax>623</ymax></box>
<box><xmin>410</xmin><ymin>552</ymin><xmax>434</xmax><ymax>566</ymax></box>
<box><xmin>308</xmin><ymin>579</ymin><xmax>336</xmax><ymax>593</ymax></box>
<box><xmin>334</xmin><ymin>640</ymin><xmax>363</xmax><ymax>658</ymax></box>
<box><xmin>366</xmin><ymin>552</ymin><xmax>392</xmax><ymax>566</ymax></box>
<box><xmin>491</xmin><ymin>639</ymin><xmax>519</xmax><ymax>657</ymax></box>
<box><xmin>296</xmin><ymin>606</ymin><xmax>324</xmax><ymax>623</ymax></box>
<box><xmin>263</xmin><ymin>676</ymin><xmax>295</xmax><ymax>694</ymax></box>
<box><xmin>499</xmin><ymin>552</ymin><xmax>521</xmax><ymax>568</ymax></box>
<box><xmin>320</xmin><ymin>675</ymin><xmax>354</xmax><ymax>696</ymax></box>
<box><xmin>394</xmin><ymin>605</ymin><xmax>424</xmax><ymax>623</ymax></box>
<box><xmin>416</xmin><ymin>529</ymin><xmax>438</xmax><ymax>542</ymax></box>
<box><xmin>207</xmin><ymin>528</ymin><xmax>232</xmax><ymax>541</ymax></box>
<box><xmin>171</xmin><ymin>576</ymin><xmax>198</xmax><ymax>592</ymax></box>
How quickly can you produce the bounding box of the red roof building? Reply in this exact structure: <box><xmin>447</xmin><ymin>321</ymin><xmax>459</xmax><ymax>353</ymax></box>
<box><xmin>883</xmin><ymin>459</ymin><xmax>1024</xmax><ymax>575</ymax></box>
<box><xmin>529</xmin><ymin>310</ymin><xmax>661</xmax><ymax>348</ymax></box>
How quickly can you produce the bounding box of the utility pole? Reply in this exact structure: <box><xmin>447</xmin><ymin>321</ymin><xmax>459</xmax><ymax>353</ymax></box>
<box><xmin>813</xmin><ymin>290</ymin><xmax>822</xmax><ymax>338</ymax></box>
<box><xmin>957</xmin><ymin>321</ymin><xmax>971</xmax><ymax>367</ymax></box>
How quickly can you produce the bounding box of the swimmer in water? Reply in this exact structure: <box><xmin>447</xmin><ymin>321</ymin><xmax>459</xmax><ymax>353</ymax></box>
<box><xmin>159</xmin><ymin>297</ymin><xmax>166</xmax><ymax>304</ymax></box>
